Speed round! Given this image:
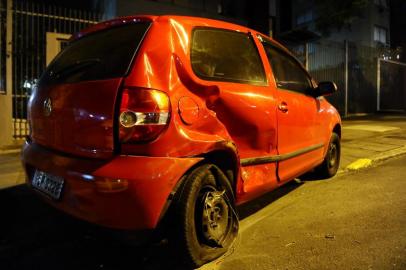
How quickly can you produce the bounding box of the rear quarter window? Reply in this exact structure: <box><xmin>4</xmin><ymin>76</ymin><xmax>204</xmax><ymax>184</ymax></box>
<box><xmin>42</xmin><ymin>22</ymin><xmax>150</xmax><ymax>84</ymax></box>
<box><xmin>191</xmin><ymin>28</ymin><xmax>266</xmax><ymax>85</ymax></box>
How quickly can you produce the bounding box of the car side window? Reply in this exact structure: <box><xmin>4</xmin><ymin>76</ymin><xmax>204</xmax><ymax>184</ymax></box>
<box><xmin>262</xmin><ymin>42</ymin><xmax>312</xmax><ymax>94</ymax></box>
<box><xmin>191</xmin><ymin>28</ymin><xmax>266</xmax><ymax>85</ymax></box>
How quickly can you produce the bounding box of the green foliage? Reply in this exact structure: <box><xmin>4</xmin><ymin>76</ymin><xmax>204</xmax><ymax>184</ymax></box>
<box><xmin>314</xmin><ymin>0</ymin><xmax>369</xmax><ymax>36</ymax></box>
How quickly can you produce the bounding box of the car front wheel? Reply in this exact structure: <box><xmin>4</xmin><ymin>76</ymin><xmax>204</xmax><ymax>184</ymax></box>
<box><xmin>316</xmin><ymin>132</ymin><xmax>341</xmax><ymax>178</ymax></box>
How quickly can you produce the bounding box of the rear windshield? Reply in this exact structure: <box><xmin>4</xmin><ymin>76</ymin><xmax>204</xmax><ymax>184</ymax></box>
<box><xmin>41</xmin><ymin>22</ymin><xmax>150</xmax><ymax>84</ymax></box>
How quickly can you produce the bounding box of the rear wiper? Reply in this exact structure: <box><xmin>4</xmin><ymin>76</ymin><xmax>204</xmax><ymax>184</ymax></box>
<box><xmin>50</xmin><ymin>58</ymin><xmax>101</xmax><ymax>79</ymax></box>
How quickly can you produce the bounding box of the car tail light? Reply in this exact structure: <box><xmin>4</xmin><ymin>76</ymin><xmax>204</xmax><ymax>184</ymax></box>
<box><xmin>118</xmin><ymin>88</ymin><xmax>170</xmax><ymax>143</ymax></box>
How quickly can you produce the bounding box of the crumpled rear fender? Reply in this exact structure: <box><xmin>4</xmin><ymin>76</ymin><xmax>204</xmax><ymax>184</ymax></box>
<box><xmin>22</xmin><ymin>142</ymin><xmax>203</xmax><ymax>230</ymax></box>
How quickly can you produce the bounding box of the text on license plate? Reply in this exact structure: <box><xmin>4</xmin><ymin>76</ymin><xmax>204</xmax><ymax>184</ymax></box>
<box><xmin>32</xmin><ymin>170</ymin><xmax>64</xmax><ymax>199</ymax></box>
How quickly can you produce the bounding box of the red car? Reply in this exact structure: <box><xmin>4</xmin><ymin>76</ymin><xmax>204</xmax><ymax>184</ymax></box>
<box><xmin>22</xmin><ymin>15</ymin><xmax>341</xmax><ymax>267</ymax></box>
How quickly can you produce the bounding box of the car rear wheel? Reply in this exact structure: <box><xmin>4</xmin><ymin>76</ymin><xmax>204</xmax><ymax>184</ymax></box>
<box><xmin>170</xmin><ymin>164</ymin><xmax>238</xmax><ymax>268</ymax></box>
<box><xmin>316</xmin><ymin>132</ymin><xmax>341</xmax><ymax>178</ymax></box>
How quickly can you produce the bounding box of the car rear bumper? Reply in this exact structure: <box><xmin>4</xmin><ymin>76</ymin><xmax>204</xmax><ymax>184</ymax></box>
<box><xmin>21</xmin><ymin>141</ymin><xmax>202</xmax><ymax>230</ymax></box>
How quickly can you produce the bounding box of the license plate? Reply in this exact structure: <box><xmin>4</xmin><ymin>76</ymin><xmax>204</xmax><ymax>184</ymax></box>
<box><xmin>32</xmin><ymin>170</ymin><xmax>64</xmax><ymax>200</ymax></box>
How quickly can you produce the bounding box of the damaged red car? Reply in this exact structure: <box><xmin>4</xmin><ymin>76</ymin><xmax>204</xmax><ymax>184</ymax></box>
<box><xmin>22</xmin><ymin>15</ymin><xmax>341</xmax><ymax>267</ymax></box>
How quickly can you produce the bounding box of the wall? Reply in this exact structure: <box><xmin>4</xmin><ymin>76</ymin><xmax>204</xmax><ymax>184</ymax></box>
<box><xmin>0</xmin><ymin>0</ymin><xmax>13</xmax><ymax>148</ymax></box>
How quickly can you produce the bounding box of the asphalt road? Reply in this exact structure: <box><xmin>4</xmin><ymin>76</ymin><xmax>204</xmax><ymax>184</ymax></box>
<box><xmin>1</xmin><ymin>155</ymin><xmax>405</xmax><ymax>270</ymax></box>
<box><xmin>211</xmin><ymin>155</ymin><xmax>406</xmax><ymax>270</ymax></box>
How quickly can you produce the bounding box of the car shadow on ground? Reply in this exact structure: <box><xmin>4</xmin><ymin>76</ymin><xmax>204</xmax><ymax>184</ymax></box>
<box><xmin>0</xmin><ymin>181</ymin><xmax>303</xmax><ymax>270</ymax></box>
<box><xmin>237</xmin><ymin>180</ymin><xmax>303</xmax><ymax>220</ymax></box>
<box><xmin>297</xmin><ymin>169</ymin><xmax>334</xmax><ymax>182</ymax></box>
<box><xmin>0</xmin><ymin>184</ymin><xmax>183</xmax><ymax>270</ymax></box>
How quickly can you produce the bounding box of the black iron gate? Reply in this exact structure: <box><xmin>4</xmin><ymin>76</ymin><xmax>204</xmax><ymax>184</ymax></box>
<box><xmin>0</xmin><ymin>0</ymin><xmax>101</xmax><ymax>138</ymax></box>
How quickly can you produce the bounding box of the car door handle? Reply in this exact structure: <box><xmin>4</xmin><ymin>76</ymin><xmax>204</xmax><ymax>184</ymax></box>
<box><xmin>278</xmin><ymin>102</ymin><xmax>288</xmax><ymax>113</ymax></box>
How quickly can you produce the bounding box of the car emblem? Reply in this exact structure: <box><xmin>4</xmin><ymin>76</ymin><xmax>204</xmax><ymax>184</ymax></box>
<box><xmin>43</xmin><ymin>98</ymin><xmax>52</xmax><ymax>116</ymax></box>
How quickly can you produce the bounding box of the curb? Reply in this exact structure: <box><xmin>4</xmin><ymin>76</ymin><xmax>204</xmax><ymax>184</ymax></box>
<box><xmin>346</xmin><ymin>159</ymin><xmax>373</xmax><ymax>170</ymax></box>
<box><xmin>345</xmin><ymin>145</ymin><xmax>406</xmax><ymax>172</ymax></box>
<box><xmin>370</xmin><ymin>145</ymin><xmax>406</xmax><ymax>163</ymax></box>
<box><xmin>0</xmin><ymin>149</ymin><xmax>21</xmax><ymax>155</ymax></box>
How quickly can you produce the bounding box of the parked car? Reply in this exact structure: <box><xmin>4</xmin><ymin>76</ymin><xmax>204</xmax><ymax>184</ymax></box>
<box><xmin>22</xmin><ymin>15</ymin><xmax>341</xmax><ymax>267</ymax></box>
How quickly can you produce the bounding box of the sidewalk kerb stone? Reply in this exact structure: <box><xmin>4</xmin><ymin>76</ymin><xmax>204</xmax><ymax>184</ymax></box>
<box><xmin>0</xmin><ymin>149</ymin><xmax>21</xmax><ymax>155</ymax></box>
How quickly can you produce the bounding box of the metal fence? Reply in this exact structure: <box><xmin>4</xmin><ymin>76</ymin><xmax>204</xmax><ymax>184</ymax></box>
<box><xmin>308</xmin><ymin>41</ymin><xmax>346</xmax><ymax>114</ymax></box>
<box><xmin>0</xmin><ymin>0</ymin><xmax>101</xmax><ymax>138</ymax></box>
<box><xmin>286</xmin><ymin>40</ymin><xmax>404</xmax><ymax>116</ymax></box>
<box><xmin>347</xmin><ymin>42</ymin><xmax>380</xmax><ymax>114</ymax></box>
<box><xmin>378</xmin><ymin>59</ymin><xmax>406</xmax><ymax>112</ymax></box>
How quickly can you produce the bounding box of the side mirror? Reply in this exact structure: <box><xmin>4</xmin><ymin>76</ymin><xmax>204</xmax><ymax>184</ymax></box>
<box><xmin>315</xmin><ymin>81</ymin><xmax>337</xmax><ymax>97</ymax></box>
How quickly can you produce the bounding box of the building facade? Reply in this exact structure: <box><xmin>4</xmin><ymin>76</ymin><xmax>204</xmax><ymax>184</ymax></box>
<box><xmin>94</xmin><ymin>0</ymin><xmax>272</xmax><ymax>35</ymax></box>
<box><xmin>275</xmin><ymin>0</ymin><xmax>406</xmax><ymax>115</ymax></box>
<box><xmin>286</xmin><ymin>0</ymin><xmax>391</xmax><ymax>47</ymax></box>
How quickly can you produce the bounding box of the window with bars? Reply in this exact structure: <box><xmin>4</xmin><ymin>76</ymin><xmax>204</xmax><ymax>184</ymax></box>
<box><xmin>374</xmin><ymin>26</ymin><xmax>388</xmax><ymax>44</ymax></box>
<box><xmin>296</xmin><ymin>10</ymin><xmax>313</xmax><ymax>26</ymax></box>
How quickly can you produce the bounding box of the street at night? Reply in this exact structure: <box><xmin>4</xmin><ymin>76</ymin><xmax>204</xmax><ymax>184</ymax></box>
<box><xmin>1</xmin><ymin>0</ymin><xmax>406</xmax><ymax>269</ymax></box>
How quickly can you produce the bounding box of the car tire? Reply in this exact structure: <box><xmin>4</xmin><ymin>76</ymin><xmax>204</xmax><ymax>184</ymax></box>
<box><xmin>169</xmin><ymin>164</ymin><xmax>238</xmax><ymax>268</ymax></box>
<box><xmin>316</xmin><ymin>132</ymin><xmax>341</xmax><ymax>178</ymax></box>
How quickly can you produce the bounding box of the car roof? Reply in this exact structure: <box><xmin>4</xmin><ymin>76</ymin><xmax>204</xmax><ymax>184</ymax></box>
<box><xmin>74</xmin><ymin>14</ymin><xmax>267</xmax><ymax>41</ymax></box>
<box><xmin>72</xmin><ymin>14</ymin><xmax>291</xmax><ymax>60</ymax></box>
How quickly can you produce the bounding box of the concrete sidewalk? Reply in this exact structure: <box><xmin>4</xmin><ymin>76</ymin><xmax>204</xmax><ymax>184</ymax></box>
<box><xmin>1</xmin><ymin>114</ymin><xmax>406</xmax><ymax>189</ymax></box>
<box><xmin>340</xmin><ymin>114</ymin><xmax>406</xmax><ymax>171</ymax></box>
<box><xmin>0</xmin><ymin>152</ymin><xmax>25</xmax><ymax>189</ymax></box>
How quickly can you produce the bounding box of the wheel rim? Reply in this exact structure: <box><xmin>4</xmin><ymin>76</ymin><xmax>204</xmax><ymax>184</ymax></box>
<box><xmin>197</xmin><ymin>186</ymin><xmax>230</xmax><ymax>247</ymax></box>
<box><xmin>328</xmin><ymin>142</ymin><xmax>338</xmax><ymax>169</ymax></box>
